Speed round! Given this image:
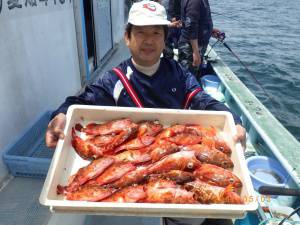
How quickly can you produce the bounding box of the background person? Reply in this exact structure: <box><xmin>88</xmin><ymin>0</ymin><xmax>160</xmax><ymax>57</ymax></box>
<box><xmin>162</xmin><ymin>0</ymin><xmax>182</xmax><ymax>59</ymax></box>
<box><xmin>178</xmin><ymin>0</ymin><xmax>221</xmax><ymax>79</ymax></box>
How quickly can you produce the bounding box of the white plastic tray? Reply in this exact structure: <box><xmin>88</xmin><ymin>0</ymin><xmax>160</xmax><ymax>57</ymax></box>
<box><xmin>40</xmin><ymin>105</ymin><xmax>257</xmax><ymax>218</ymax></box>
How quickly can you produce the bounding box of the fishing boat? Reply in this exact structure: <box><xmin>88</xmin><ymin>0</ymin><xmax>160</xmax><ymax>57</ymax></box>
<box><xmin>0</xmin><ymin>2</ymin><xmax>299</xmax><ymax>225</ymax></box>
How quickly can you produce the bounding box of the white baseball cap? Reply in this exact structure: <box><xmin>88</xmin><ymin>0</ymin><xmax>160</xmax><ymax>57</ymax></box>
<box><xmin>128</xmin><ymin>1</ymin><xmax>170</xmax><ymax>26</ymax></box>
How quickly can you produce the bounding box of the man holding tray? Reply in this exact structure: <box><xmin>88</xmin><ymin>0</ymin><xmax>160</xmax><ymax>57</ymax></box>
<box><xmin>46</xmin><ymin>1</ymin><xmax>245</xmax><ymax>224</ymax></box>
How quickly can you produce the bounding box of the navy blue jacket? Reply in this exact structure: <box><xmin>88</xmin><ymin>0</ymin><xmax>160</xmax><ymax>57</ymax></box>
<box><xmin>52</xmin><ymin>58</ymin><xmax>241</xmax><ymax>124</ymax></box>
<box><xmin>179</xmin><ymin>0</ymin><xmax>213</xmax><ymax>47</ymax></box>
<box><xmin>168</xmin><ymin>0</ymin><xmax>181</xmax><ymax>20</ymax></box>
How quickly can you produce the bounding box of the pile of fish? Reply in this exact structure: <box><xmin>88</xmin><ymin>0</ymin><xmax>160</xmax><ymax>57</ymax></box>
<box><xmin>57</xmin><ymin>118</ymin><xmax>244</xmax><ymax>204</ymax></box>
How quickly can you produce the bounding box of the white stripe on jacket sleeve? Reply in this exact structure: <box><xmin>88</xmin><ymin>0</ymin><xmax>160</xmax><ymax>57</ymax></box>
<box><xmin>113</xmin><ymin>66</ymin><xmax>133</xmax><ymax>104</ymax></box>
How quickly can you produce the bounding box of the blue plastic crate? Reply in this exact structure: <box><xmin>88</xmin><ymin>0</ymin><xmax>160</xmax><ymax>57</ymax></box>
<box><xmin>2</xmin><ymin>111</ymin><xmax>54</xmax><ymax>178</ymax></box>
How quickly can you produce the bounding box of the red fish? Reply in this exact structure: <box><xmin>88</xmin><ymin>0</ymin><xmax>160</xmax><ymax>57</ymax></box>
<box><xmin>182</xmin><ymin>144</ymin><xmax>233</xmax><ymax>168</ymax></box>
<box><xmin>194</xmin><ymin>164</ymin><xmax>242</xmax><ymax>188</ymax></box>
<box><xmin>114</xmin><ymin>120</ymin><xmax>163</xmax><ymax>152</ymax></box>
<box><xmin>158</xmin><ymin>170</ymin><xmax>195</xmax><ymax>184</ymax></box>
<box><xmin>148</xmin><ymin>151</ymin><xmax>201</xmax><ymax>174</ymax></box>
<box><xmin>167</xmin><ymin>133</ymin><xmax>202</xmax><ymax>146</ymax></box>
<box><xmin>101</xmin><ymin>185</ymin><xmax>146</xmax><ymax>203</ymax></box>
<box><xmin>184</xmin><ymin>179</ymin><xmax>244</xmax><ymax>204</ymax></box>
<box><xmin>71</xmin><ymin>126</ymin><xmax>138</xmax><ymax>159</ymax></box>
<box><xmin>87</xmin><ymin>134</ymin><xmax>116</xmax><ymax>146</ymax></box>
<box><xmin>155</xmin><ymin>125</ymin><xmax>186</xmax><ymax>140</ymax></box>
<box><xmin>144</xmin><ymin>178</ymin><xmax>197</xmax><ymax>204</ymax></box>
<box><xmin>105</xmin><ymin>127</ymin><xmax>138</xmax><ymax>150</ymax></box>
<box><xmin>93</xmin><ymin>162</ymin><xmax>136</xmax><ymax>186</ymax></box>
<box><xmin>65</xmin><ymin>184</ymin><xmax>115</xmax><ymax>201</ymax></box>
<box><xmin>114</xmin><ymin>136</ymin><xmax>155</xmax><ymax>153</ymax></box>
<box><xmin>110</xmin><ymin>166</ymin><xmax>150</xmax><ymax>188</ymax></box>
<box><xmin>57</xmin><ymin>157</ymin><xmax>114</xmax><ymax>194</ymax></box>
<box><xmin>137</xmin><ymin>120</ymin><xmax>163</xmax><ymax>137</ymax></box>
<box><xmin>113</xmin><ymin>149</ymin><xmax>152</xmax><ymax>164</ymax></box>
<box><xmin>149</xmin><ymin>140</ymin><xmax>179</xmax><ymax>162</ymax></box>
<box><xmin>202</xmin><ymin>137</ymin><xmax>232</xmax><ymax>155</ymax></box>
<box><xmin>186</xmin><ymin>125</ymin><xmax>217</xmax><ymax>137</ymax></box>
<box><xmin>71</xmin><ymin>128</ymin><xmax>107</xmax><ymax>159</ymax></box>
<box><xmin>186</xmin><ymin>125</ymin><xmax>232</xmax><ymax>155</ymax></box>
<box><xmin>82</xmin><ymin>118</ymin><xmax>137</xmax><ymax>136</ymax></box>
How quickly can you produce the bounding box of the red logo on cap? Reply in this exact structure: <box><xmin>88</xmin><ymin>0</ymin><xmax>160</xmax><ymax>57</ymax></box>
<box><xmin>143</xmin><ymin>3</ymin><xmax>156</xmax><ymax>12</ymax></box>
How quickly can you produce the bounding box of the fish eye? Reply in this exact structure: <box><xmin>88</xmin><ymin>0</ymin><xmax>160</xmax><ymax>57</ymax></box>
<box><xmin>187</xmin><ymin>162</ymin><xmax>194</xmax><ymax>169</ymax></box>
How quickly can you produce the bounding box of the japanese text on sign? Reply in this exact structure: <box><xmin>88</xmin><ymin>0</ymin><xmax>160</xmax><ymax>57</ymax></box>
<box><xmin>0</xmin><ymin>0</ymin><xmax>72</xmax><ymax>14</ymax></box>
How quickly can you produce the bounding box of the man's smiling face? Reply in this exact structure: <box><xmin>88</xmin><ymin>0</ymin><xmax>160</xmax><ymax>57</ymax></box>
<box><xmin>125</xmin><ymin>25</ymin><xmax>165</xmax><ymax>67</ymax></box>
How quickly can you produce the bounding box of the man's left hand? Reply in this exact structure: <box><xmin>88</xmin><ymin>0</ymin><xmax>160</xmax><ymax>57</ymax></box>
<box><xmin>233</xmin><ymin>124</ymin><xmax>246</xmax><ymax>150</ymax></box>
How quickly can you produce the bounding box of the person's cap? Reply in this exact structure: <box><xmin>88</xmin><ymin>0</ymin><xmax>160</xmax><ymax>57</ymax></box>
<box><xmin>128</xmin><ymin>1</ymin><xmax>170</xmax><ymax>26</ymax></box>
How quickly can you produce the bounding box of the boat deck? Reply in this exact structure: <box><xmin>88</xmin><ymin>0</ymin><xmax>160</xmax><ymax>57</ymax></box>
<box><xmin>0</xmin><ymin>177</ymin><xmax>50</xmax><ymax>225</ymax></box>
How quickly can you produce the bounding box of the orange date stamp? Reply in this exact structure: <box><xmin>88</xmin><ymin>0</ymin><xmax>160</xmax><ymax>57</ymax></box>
<box><xmin>243</xmin><ymin>195</ymin><xmax>271</xmax><ymax>203</ymax></box>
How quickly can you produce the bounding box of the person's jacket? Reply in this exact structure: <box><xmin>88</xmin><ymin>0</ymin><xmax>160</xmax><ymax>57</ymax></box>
<box><xmin>52</xmin><ymin>58</ymin><xmax>241</xmax><ymax>124</ymax></box>
<box><xmin>168</xmin><ymin>0</ymin><xmax>181</xmax><ymax>20</ymax></box>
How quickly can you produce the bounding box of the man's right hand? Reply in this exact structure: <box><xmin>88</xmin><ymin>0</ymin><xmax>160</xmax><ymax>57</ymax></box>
<box><xmin>169</xmin><ymin>18</ymin><xmax>182</xmax><ymax>28</ymax></box>
<box><xmin>190</xmin><ymin>39</ymin><xmax>201</xmax><ymax>68</ymax></box>
<box><xmin>192</xmin><ymin>51</ymin><xmax>201</xmax><ymax>67</ymax></box>
<box><xmin>45</xmin><ymin>113</ymin><xmax>66</xmax><ymax>148</ymax></box>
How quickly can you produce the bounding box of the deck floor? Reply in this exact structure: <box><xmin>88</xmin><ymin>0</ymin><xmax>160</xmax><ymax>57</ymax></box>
<box><xmin>0</xmin><ymin>177</ymin><xmax>51</xmax><ymax>225</ymax></box>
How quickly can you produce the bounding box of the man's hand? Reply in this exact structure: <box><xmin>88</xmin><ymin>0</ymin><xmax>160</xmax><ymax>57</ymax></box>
<box><xmin>45</xmin><ymin>113</ymin><xmax>66</xmax><ymax>148</ymax></box>
<box><xmin>212</xmin><ymin>28</ymin><xmax>222</xmax><ymax>39</ymax></box>
<box><xmin>190</xmin><ymin>39</ymin><xmax>201</xmax><ymax>67</ymax></box>
<box><xmin>169</xmin><ymin>18</ymin><xmax>182</xmax><ymax>28</ymax></box>
<box><xmin>233</xmin><ymin>124</ymin><xmax>246</xmax><ymax>150</ymax></box>
<box><xmin>192</xmin><ymin>51</ymin><xmax>201</xmax><ymax>67</ymax></box>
